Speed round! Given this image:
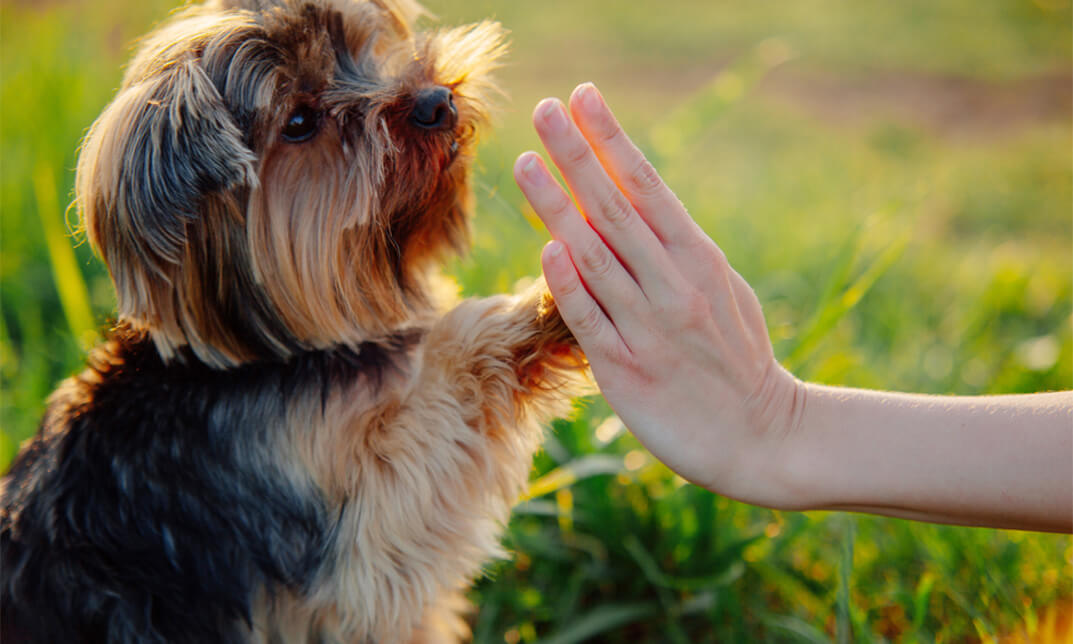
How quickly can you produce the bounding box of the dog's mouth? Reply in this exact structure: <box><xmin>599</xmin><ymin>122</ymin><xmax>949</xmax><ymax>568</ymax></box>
<box><xmin>446</xmin><ymin>140</ymin><xmax>461</xmax><ymax>167</ymax></box>
<box><xmin>437</xmin><ymin>121</ymin><xmax>472</xmax><ymax>171</ymax></box>
<box><xmin>443</xmin><ymin>107</ymin><xmax>481</xmax><ymax>171</ymax></box>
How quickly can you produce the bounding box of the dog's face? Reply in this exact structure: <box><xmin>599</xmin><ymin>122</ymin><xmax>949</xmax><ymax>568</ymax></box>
<box><xmin>76</xmin><ymin>0</ymin><xmax>505</xmax><ymax>367</ymax></box>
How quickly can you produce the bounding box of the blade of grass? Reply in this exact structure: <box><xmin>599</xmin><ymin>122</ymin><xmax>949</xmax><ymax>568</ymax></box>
<box><xmin>618</xmin><ymin>537</ymin><xmax>695</xmax><ymax>644</ymax></box>
<box><xmin>836</xmin><ymin>516</ymin><xmax>857</xmax><ymax>644</ymax></box>
<box><xmin>623</xmin><ymin>534</ymin><xmax>751</xmax><ymax>592</ymax></box>
<box><xmin>471</xmin><ymin>598</ymin><xmax>501</xmax><ymax>644</ymax></box>
<box><xmin>33</xmin><ymin>163</ymin><xmax>95</xmax><ymax>348</ymax></box>
<box><xmin>536</xmin><ymin>602</ymin><xmax>659</xmax><ymax>644</ymax></box>
<box><xmin>475</xmin><ymin>177</ymin><xmax>540</xmax><ymax>230</ymax></box>
<box><xmin>783</xmin><ymin>229</ymin><xmax>910</xmax><ymax>374</ymax></box>
<box><xmin>649</xmin><ymin>38</ymin><xmax>797</xmax><ymax>163</ymax></box>
<box><xmin>758</xmin><ymin>614</ymin><xmax>832</xmax><ymax>644</ymax></box>
<box><xmin>911</xmin><ymin>571</ymin><xmax>937</xmax><ymax>636</ymax></box>
<box><xmin>750</xmin><ymin>560</ymin><xmax>830</xmax><ymax>618</ymax></box>
<box><xmin>521</xmin><ymin>454</ymin><xmax>625</xmax><ymax>501</ymax></box>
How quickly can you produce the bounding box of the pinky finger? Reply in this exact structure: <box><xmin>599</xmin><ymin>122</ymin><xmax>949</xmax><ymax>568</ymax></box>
<box><xmin>541</xmin><ymin>240</ymin><xmax>629</xmax><ymax>362</ymax></box>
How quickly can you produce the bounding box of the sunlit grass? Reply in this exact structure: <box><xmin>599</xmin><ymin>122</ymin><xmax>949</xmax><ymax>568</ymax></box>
<box><xmin>2</xmin><ymin>1</ymin><xmax>1070</xmax><ymax>641</ymax></box>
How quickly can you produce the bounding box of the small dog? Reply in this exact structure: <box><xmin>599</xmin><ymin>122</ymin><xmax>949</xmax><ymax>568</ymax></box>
<box><xmin>0</xmin><ymin>1</ymin><xmax>586</xmax><ymax>641</ymax></box>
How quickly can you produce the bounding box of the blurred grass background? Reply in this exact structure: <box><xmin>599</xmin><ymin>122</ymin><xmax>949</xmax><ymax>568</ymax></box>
<box><xmin>2</xmin><ymin>0</ymin><xmax>1071</xmax><ymax>641</ymax></box>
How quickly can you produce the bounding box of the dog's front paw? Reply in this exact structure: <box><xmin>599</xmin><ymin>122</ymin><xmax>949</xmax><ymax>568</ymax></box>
<box><xmin>534</xmin><ymin>287</ymin><xmax>577</xmax><ymax>350</ymax></box>
<box><xmin>514</xmin><ymin>279</ymin><xmax>586</xmax><ymax>388</ymax></box>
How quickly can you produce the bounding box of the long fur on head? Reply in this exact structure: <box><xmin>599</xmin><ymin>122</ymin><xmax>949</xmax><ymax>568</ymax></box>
<box><xmin>76</xmin><ymin>0</ymin><xmax>506</xmax><ymax>368</ymax></box>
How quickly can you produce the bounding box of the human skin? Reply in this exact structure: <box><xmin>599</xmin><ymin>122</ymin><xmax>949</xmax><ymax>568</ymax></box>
<box><xmin>513</xmin><ymin>82</ymin><xmax>1073</xmax><ymax>533</ymax></box>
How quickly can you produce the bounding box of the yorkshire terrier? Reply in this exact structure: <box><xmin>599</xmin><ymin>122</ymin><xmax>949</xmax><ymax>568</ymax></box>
<box><xmin>0</xmin><ymin>1</ymin><xmax>587</xmax><ymax>641</ymax></box>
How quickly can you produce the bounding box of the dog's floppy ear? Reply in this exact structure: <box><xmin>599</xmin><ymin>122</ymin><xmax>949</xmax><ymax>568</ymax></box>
<box><xmin>76</xmin><ymin>55</ymin><xmax>256</xmax><ymax>320</ymax></box>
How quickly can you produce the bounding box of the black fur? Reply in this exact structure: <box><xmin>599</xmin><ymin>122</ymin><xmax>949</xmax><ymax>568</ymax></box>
<box><xmin>1</xmin><ymin>326</ymin><xmax>418</xmax><ymax>643</ymax></box>
<box><xmin>111</xmin><ymin>58</ymin><xmax>258</xmax><ymax>272</ymax></box>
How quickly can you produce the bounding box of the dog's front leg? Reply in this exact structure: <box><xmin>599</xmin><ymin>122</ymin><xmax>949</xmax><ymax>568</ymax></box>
<box><xmin>309</xmin><ymin>281</ymin><xmax>586</xmax><ymax>644</ymax></box>
<box><xmin>394</xmin><ymin>281</ymin><xmax>586</xmax><ymax>642</ymax></box>
<box><xmin>420</xmin><ymin>278</ymin><xmax>587</xmax><ymax>440</ymax></box>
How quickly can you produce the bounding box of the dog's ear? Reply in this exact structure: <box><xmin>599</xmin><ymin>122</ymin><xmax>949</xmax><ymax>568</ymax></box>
<box><xmin>76</xmin><ymin>55</ymin><xmax>256</xmax><ymax>320</ymax></box>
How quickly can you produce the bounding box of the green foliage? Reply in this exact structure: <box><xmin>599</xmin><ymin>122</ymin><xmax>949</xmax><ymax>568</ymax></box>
<box><xmin>2</xmin><ymin>0</ymin><xmax>1070</xmax><ymax>641</ymax></box>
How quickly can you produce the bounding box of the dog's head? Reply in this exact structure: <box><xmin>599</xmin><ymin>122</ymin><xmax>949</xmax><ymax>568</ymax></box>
<box><xmin>76</xmin><ymin>0</ymin><xmax>505</xmax><ymax>366</ymax></box>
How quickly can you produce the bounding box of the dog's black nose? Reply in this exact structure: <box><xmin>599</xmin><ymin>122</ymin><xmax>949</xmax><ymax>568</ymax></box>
<box><xmin>410</xmin><ymin>87</ymin><xmax>457</xmax><ymax>131</ymax></box>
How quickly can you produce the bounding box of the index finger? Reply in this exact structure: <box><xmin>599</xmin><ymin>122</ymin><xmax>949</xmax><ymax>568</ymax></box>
<box><xmin>568</xmin><ymin>83</ymin><xmax>704</xmax><ymax>249</ymax></box>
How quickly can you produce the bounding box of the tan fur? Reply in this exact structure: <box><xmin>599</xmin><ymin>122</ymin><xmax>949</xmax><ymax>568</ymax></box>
<box><xmin>256</xmin><ymin>283</ymin><xmax>585</xmax><ymax>642</ymax></box>
<box><xmin>69</xmin><ymin>0</ymin><xmax>587</xmax><ymax>641</ymax></box>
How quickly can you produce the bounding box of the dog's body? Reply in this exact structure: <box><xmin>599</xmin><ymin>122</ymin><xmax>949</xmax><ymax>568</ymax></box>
<box><xmin>1</xmin><ymin>1</ymin><xmax>584</xmax><ymax>641</ymax></box>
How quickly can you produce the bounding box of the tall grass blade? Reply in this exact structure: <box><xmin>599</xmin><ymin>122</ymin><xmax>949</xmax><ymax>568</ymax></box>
<box><xmin>649</xmin><ymin>38</ymin><xmax>796</xmax><ymax>163</ymax></box>
<box><xmin>536</xmin><ymin>602</ymin><xmax>659</xmax><ymax>644</ymax></box>
<box><xmin>33</xmin><ymin>163</ymin><xmax>95</xmax><ymax>348</ymax></box>
<box><xmin>911</xmin><ymin>571</ymin><xmax>936</xmax><ymax>636</ymax></box>
<box><xmin>623</xmin><ymin>535</ymin><xmax>747</xmax><ymax>591</ymax></box>
<box><xmin>759</xmin><ymin>614</ymin><xmax>832</xmax><ymax>644</ymax></box>
<box><xmin>836</xmin><ymin>516</ymin><xmax>857</xmax><ymax>644</ymax></box>
<box><xmin>475</xmin><ymin>178</ymin><xmax>537</xmax><ymax>229</ymax></box>
<box><xmin>521</xmin><ymin>454</ymin><xmax>626</xmax><ymax>501</ymax></box>
<box><xmin>783</xmin><ymin>229</ymin><xmax>910</xmax><ymax>373</ymax></box>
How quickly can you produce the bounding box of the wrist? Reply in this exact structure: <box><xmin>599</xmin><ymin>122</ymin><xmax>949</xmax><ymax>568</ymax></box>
<box><xmin>721</xmin><ymin>361</ymin><xmax>811</xmax><ymax>509</ymax></box>
<box><xmin>764</xmin><ymin>369</ymin><xmax>814</xmax><ymax>510</ymax></box>
<box><xmin>766</xmin><ymin>378</ymin><xmax>824</xmax><ymax>511</ymax></box>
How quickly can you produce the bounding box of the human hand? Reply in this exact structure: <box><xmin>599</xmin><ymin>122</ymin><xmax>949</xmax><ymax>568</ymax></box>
<box><xmin>513</xmin><ymin>83</ymin><xmax>804</xmax><ymax>506</ymax></box>
<box><xmin>512</xmin><ymin>83</ymin><xmax>1073</xmax><ymax>531</ymax></box>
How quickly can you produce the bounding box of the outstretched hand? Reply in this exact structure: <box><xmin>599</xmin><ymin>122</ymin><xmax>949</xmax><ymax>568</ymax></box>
<box><xmin>514</xmin><ymin>84</ymin><xmax>1073</xmax><ymax>532</ymax></box>
<box><xmin>514</xmin><ymin>83</ymin><xmax>803</xmax><ymax>506</ymax></box>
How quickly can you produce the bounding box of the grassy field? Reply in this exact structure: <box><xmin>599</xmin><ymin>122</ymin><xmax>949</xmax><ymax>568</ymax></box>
<box><xmin>2</xmin><ymin>0</ymin><xmax>1071</xmax><ymax>641</ymax></box>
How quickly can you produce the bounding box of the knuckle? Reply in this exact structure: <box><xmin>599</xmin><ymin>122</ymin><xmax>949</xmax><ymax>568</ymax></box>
<box><xmin>691</xmin><ymin>237</ymin><xmax>728</xmax><ymax>274</ymax></box>
<box><xmin>709</xmin><ymin>244</ymin><xmax>730</xmax><ymax>274</ymax></box>
<box><xmin>563</xmin><ymin>138</ymin><xmax>591</xmax><ymax>167</ymax></box>
<box><xmin>575</xmin><ymin>304</ymin><xmax>605</xmax><ymax>337</ymax></box>
<box><xmin>555</xmin><ymin>269</ymin><xmax>584</xmax><ymax>298</ymax></box>
<box><xmin>676</xmin><ymin>287</ymin><xmax>711</xmax><ymax>330</ymax></box>
<box><xmin>627</xmin><ymin>156</ymin><xmax>664</xmax><ymax>198</ymax></box>
<box><xmin>547</xmin><ymin>190</ymin><xmax>573</xmax><ymax>218</ymax></box>
<box><xmin>628</xmin><ymin>334</ymin><xmax>661</xmax><ymax>363</ymax></box>
<box><xmin>665</xmin><ymin>209</ymin><xmax>708</xmax><ymax>248</ymax></box>
<box><xmin>578</xmin><ymin>239</ymin><xmax>616</xmax><ymax>279</ymax></box>
<box><xmin>595</xmin><ymin>117</ymin><xmax>625</xmax><ymax>146</ymax></box>
<box><xmin>595</xmin><ymin>189</ymin><xmax>634</xmax><ymax>227</ymax></box>
<box><xmin>607</xmin><ymin>344</ymin><xmax>639</xmax><ymax>373</ymax></box>
<box><xmin>629</xmin><ymin>360</ymin><xmax>662</xmax><ymax>388</ymax></box>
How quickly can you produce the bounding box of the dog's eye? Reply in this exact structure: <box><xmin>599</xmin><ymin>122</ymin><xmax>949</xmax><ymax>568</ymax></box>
<box><xmin>282</xmin><ymin>105</ymin><xmax>321</xmax><ymax>143</ymax></box>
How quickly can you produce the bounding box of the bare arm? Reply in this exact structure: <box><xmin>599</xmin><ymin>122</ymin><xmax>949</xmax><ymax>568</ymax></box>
<box><xmin>780</xmin><ymin>387</ymin><xmax>1072</xmax><ymax>532</ymax></box>
<box><xmin>514</xmin><ymin>82</ymin><xmax>1072</xmax><ymax>533</ymax></box>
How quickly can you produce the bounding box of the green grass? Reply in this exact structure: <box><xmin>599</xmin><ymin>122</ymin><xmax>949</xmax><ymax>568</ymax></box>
<box><xmin>2</xmin><ymin>1</ymin><xmax>1071</xmax><ymax>641</ymax></box>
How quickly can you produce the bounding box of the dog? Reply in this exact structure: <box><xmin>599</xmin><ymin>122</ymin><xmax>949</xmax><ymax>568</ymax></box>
<box><xmin>0</xmin><ymin>1</ymin><xmax>587</xmax><ymax>641</ymax></box>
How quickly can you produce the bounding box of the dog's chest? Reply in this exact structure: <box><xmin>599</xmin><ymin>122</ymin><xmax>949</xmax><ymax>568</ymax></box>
<box><xmin>258</xmin><ymin>341</ymin><xmax>541</xmax><ymax>642</ymax></box>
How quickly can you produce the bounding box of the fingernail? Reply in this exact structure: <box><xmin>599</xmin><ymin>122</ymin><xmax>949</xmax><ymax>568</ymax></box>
<box><xmin>538</xmin><ymin>99</ymin><xmax>568</xmax><ymax>134</ymax></box>
<box><xmin>576</xmin><ymin>82</ymin><xmax>604</xmax><ymax>115</ymax></box>
<box><xmin>543</xmin><ymin>240</ymin><xmax>565</xmax><ymax>260</ymax></box>
<box><xmin>519</xmin><ymin>153</ymin><xmax>547</xmax><ymax>186</ymax></box>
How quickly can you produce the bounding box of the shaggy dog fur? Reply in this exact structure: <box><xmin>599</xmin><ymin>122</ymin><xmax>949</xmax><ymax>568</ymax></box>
<box><xmin>0</xmin><ymin>1</ymin><xmax>586</xmax><ymax>641</ymax></box>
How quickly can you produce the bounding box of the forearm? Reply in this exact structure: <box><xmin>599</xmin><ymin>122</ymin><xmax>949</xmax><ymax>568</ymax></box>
<box><xmin>777</xmin><ymin>385</ymin><xmax>1073</xmax><ymax>532</ymax></box>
